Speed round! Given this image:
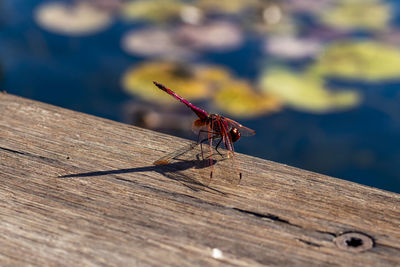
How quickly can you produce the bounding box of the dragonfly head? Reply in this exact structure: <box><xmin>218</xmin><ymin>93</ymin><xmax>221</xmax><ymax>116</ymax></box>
<box><xmin>230</xmin><ymin>127</ymin><xmax>241</xmax><ymax>142</ymax></box>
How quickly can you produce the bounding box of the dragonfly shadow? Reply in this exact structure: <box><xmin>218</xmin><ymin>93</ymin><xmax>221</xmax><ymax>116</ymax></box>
<box><xmin>59</xmin><ymin>158</ymin><xmax>222</xmax><ymax>193</ymax></box>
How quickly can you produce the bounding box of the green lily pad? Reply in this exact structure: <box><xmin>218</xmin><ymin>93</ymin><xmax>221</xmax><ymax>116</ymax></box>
<box><xmin>310</xmin><ymin>41</ymin><xmax>400</xmax><ymax>81</ymax></box>
<box><xmin>319</xmin><ymin>0</ymin><xmax>391</xmax><ymax>31</ymax></box>
<box><xmin>260</xmin><ymin>69</ymin><xmax>361</xmax><ymax>113</ymax></box>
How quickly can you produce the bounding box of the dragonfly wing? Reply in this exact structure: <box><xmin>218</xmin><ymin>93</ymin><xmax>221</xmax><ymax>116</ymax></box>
<box><xmin>217</xmin><ymin>117</ymin><xmax>235</xmax><ymax>152</ymax></box>
<box><xmin>225</xmin><ymin>118</ymin><xmax>256</xmax><ymax>136</ymax></box>
<box><xmin>154</xmin><ymin>142</ymin><xmax>198</xmax><ymax>165</ymax></box>
<box><xmin>153</xmin><ymin>142</ymin><xmax>214</xmax><ymax>186</ymax></box>
<box><xmin>209</xmin><ymin>149</ymin><xmax>241</xmax><ymax>186</ymax></box>
<box><xmin>203</xmin><ymin>118</ymin><xmax>241</xmax><ymax>186</ymax></box>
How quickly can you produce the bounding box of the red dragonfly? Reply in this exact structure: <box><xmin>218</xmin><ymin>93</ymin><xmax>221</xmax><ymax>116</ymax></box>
<box><xmin>153</xmin><ymin>81</ymin><xmax>255</xmax><ymax>184</ymax></box>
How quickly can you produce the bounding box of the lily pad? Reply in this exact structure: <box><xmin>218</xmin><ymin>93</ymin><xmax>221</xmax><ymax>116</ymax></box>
<box><xmin>34</xmin><ymin>2</ymin><xmax>112</xmax><ymax>35</ymax></box>
<box><xmin>214</xmin><ymin>80</ymin><xmax>282</xmax><ymax>118</ymax></box>
<box><xmin>176</xmin><ymin>21</ymin><xmax>243</xmax><ymax>51</ymax></box>
<box><xmin>310</xmin><ymin>41</ymin><xmax>400</xmax><ymax>81</ymax></box>
<box><xmin>122</xmin><ymin>62</ymin><xmax>232</xmax><ymax>103</ymax></box>
<box><xmin>246</xmin><ymin>4</ymin><xmax>297</xmax><ymax>35</ymax></box>
<box><xmin>264</xmin><ymin>35</ymin><xmax>322</xmax><ymax>59</ymax></box>
<box><xmin>120</xmin><ymin>0</ymin><xmax>183</xmax><ymax>22</ymax></box>
<box><xmin>121</xmin><ymin>28</ymin><xmax>194</xmax><ymax>59</ymax></box>
<box><xmin>319</xmin><ymin>0</ymin><xmax>391</xmax><ymax>31</ymax></box>
<box><xmin>196</xmin><ymin>0</ymin><xmax>258</xmax><ymax>14</ymax></box>
<box><xmin>260</xmin><ymin>69</ymin><xmax>361</xmax><ymax>113</ymax></box>
<box><xmin>196</xmin><ymin>68</ymin><xmax>231</xmax><ymax>85</ymax></box>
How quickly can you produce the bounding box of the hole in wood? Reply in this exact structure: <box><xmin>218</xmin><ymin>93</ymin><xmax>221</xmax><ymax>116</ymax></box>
<box><xmin>346</xmin><ymin>237</ymin><xmax>363</xmax><ymax>247</ymax></box>
<box><xmin>334</xmin><ymin>232</ymin><xmax>374</xmax><ymax>253</ymax></box>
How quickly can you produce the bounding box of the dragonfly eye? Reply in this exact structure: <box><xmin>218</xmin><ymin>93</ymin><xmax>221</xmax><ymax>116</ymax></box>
<box><xmin>230</xmin><ymin>127</ymin><xmax>241</xmax><ymax>142</ymax></box>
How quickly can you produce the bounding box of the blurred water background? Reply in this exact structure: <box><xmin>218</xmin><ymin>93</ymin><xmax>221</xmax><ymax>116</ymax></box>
<box><xmin>1</xmin><ymin>0</ymin><xmax>400</xmax><ymax>193</ymax></box>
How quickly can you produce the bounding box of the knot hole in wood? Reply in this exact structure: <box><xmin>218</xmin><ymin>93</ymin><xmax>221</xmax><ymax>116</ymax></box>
<box><xmin>334</xmin><ymin>232</ymin><xmax>374</xmax><ymax>253</ymax></box>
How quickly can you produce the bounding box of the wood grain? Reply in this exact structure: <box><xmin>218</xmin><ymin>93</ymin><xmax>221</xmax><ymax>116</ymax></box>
<box><xmin>0</xmin><ymin>92</ymin><xmax>399</xmax><ymax>266</ymax></box>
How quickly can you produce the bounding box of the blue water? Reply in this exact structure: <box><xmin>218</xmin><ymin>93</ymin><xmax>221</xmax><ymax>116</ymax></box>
<box><xmin>1</xmin><ymin>0</ymin><xmax>399</xmax><ymax>193</ymax></box>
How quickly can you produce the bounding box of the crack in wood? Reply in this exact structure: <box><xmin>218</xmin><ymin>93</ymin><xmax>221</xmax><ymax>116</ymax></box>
<box><xmin>0</xmin><ymin>146</ymin><xmax>26</xmax><ymax>155</ymax></box>
<box><xmin>316</xmin><ymin>230</ymin><xmax>337</xmax><ymax>237</ymax></box>
<box><xmin>232</xmin><ymin>207</ymin><xmax>293</xmax><ymax>225</ymax></box>
<box><xmin>0</xmin><ymin>146</ymin><xmax>58</xmax><ymax>164</ymax></box>
<box><xmin>297</xmin><ymin>239</ymin><xmax>321</xmax><ymax>247</ymax></box>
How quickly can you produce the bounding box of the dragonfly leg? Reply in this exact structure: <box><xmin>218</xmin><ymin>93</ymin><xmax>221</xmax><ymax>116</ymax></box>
<box><xmin>196</xmin><ymin>130</ymin><xmax>208</xmax><ymax>160</ymax></box>
<box><xmin>197</xmin><ymin>130</ymin><xmax>220</xmax><ymax>143</ymax></box>
<box><xmin>214</xmin><ymin>138</ymin><xmax>224</xmax><ymax>157</ymax></box>
<box><xmin>199</xmin><ymin>137</ymin><xmax>224</xmax><ymax>158</ymax></box>
<box><xmin>197</xmin><ymin>130</ymin><xmax>221</xmax><ymax>160</ymax></box>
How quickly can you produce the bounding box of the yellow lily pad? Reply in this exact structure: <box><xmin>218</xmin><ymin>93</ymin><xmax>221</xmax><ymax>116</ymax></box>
<box><xmin>120</xmin><ymin>0</ymin><xmax>183</xmax><ymax>22</ymax></box>
<box><xmin>122</xmin><ymin>62</ymin><xmax>233</xmax><ymax>103</ymax></box>
<box><xmin>319</xmin><ymin>0</ymin><xmax>391</xmax><ymax>31</ymax></box>
<box><xmin>197</xmin><ymin>0</ymin><xmax>258</xmax><ymax>14</ymax></box>
<box><xmin>214</xmin><ymin>80</ymin><xmax>282</xmax><ymax>118</ymax></box>
<box><xmin>310</xmin><ymin>41</ymin><xmax>400</xmax><ymax>81</ymax></box>
<box><xmin>196</xmin><ymin>67</ymin><xmax>232</xmax><ymax>84</ymax></box>
<box><xmin>260</xmin><ymin>69</ymin><xmax>361</xmax><ymax>113</ymax></box>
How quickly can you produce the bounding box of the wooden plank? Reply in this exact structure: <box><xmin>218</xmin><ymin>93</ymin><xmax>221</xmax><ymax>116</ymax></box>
<box><xmin>0</xmin><ymin>92</ymin><xmax>399</xmax><ymax>266</ymax></box>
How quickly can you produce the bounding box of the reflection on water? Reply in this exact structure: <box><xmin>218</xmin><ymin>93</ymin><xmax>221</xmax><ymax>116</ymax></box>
<box><xmin>0</xmin><ymin>0</ymin><xmax>400</xmax><ymax>193</ymax></box>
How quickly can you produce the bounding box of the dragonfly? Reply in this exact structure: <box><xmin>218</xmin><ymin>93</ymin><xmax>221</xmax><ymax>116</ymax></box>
<box><xmin>152</xmin><ymin>81</ymin><xmax>255</xmax><ymax>184</ymax></box>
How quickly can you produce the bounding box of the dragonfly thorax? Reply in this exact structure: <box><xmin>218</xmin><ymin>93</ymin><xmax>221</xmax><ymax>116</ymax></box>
<box><xmin>206</xmin><ymin>114</ymin><xmax>241</xmax><ymax>143</ymax></box>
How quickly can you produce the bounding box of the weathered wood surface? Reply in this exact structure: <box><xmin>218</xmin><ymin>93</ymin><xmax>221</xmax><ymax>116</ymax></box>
<box><xmin>0</xmin><ymin>92</ymin><xmax>399</xmax><ymax>266</ymax></box>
